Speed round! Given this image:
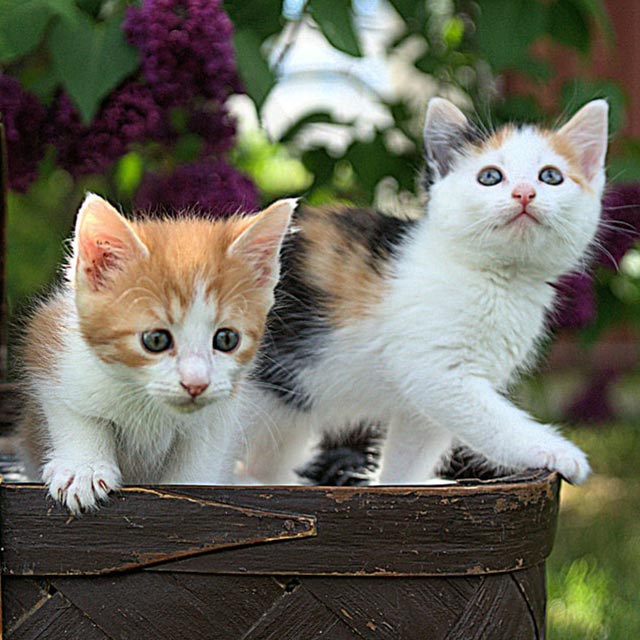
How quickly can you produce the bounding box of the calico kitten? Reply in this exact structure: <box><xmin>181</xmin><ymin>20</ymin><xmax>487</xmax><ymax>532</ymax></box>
<box><xmin>18</xmin><ymin>193</ymin><xmax>295</xmax><ymax>513</ymax></box>
<box><xmin>237</xmin><ymin>98</ymin><xmax>607</xmax><ymax>485</ymax></box>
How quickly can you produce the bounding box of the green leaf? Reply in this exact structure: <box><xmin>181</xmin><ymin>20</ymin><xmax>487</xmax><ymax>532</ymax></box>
<box><xmin>574</xmin><ymin>0</ymin><xmax>614</xmax><ymax>43</ymax></box>
<box><xmin>115</xmin><ymin>151</ymin><xmax>144</xmax><ymax>198</ymax></box>
<box><xmin>309</xmin><ymin>0</ymin><xmax>362</xmax><ymax>57</ymax></box>
<box><xmin>233</xmin><ymin>29</ymin><xmax>276</xmax><ymax>110</ymax></box>
<box><xmin>49</xmin><ymin>13</ymin><xmax>139</xmax><ymax>123</ymax></box>
<box><xmin>346</xmin><ymin>135</ymin><xmax>413</xmax><ymax>195</ymax></box>
<box><xmin>278</xmin><ymin>111</ymin><xmax>335</xmax><ymax>144</ymax></box>
<box><xmin>223</xmin><ymin>0</ymin><xmax>283</xmax><ymax>41</ymax></box>
<box><xmin>443</xmin><ymin>16</ymin><xmax>465</xmax><ymax>48</ymax></box>
<box><xmin>0</xmin><ymin>0</ymin><xmax>80</xmax><ymax>62</ymax></box>
<box><xmin>414</xmin><ymin>53</ymin><xmax>442</xmax><ymax>75</ymax></box>
<box><xmin>516</xmin><ymin>55</ymin><xmax>553</xmax><ymax>81</ymax></box>
<box><xmin>302</xmin><ymin>147</ymin><xmax>336</xmax><ymax>190</ymax></box>
<box><xmin>561</xmin><ymin>78</ymin><xmax>626</xmax><ymax>135</ymax></box>
<box><xmin>494</xmin><ymin>95</ymin><xmax>544</xmax><ymax>123</ymax></box>
<box><xmin>475</xmin><ymin>0</ymin><xmax>546</xmax><ymax>70</ymax></box>
<box><xmin>386</xmin><ymin>0</ymin><xmax>428</xmax><ymax>34</ymax></box>
<box><xmin>547</xmin><ymin>0</ymin><xmax>591</xmax><ymax>53</ymax></box>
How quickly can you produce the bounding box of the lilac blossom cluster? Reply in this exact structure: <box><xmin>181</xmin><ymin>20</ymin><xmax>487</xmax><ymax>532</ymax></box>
<box><xmin>123</xmin><ymin>0</ymin><xmax>238</xmax><ymax>108</ymax></box>
<box><xmin>551</xmin><ymin>183</ymin><xmax>640</xmax><ymax>330</ymax></box>
<box><xmin>135</xmin><ymin>160</ymin><xmax>258</xmax><ymax>215</ymax></box>
<box><xmin>48</xmin><ymin>82</ymin><xmax>162</xmax><ymax>177</ymax></box>
<box><xmin>0</xmin><ymin>76</ymin><xmax>48</xmax><ymax>192</ymax></box>
<box><xmin>0</xmin><ymin>0</ymin><xmax>256</xmax><ymax>216</ymax></box>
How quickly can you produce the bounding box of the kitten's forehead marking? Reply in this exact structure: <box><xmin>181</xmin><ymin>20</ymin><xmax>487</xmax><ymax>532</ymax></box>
<box><xmin>483</xmin><ymin>124</ymin><xmax>517</xmax><ymax>150</ymax></box>
<box><xmin>175</xmin><ymin>283</ymin><xmax>217</xmax><ymax>353</ymax></box>
<box><xmin>470</xmin><ymin>126</ymin><xmax>570</xmax><ymax>180</ymax></box>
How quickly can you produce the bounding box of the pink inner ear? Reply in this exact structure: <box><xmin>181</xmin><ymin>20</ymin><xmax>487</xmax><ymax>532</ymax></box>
<box><xmin>245</xmin><ymin>237</ymin><xmax>279</xmax><ymax>286</ymax></box>
<box><xmin>78</xmin><ymin>231</ymin><xmax>128</xmax><ymax>291</ymax></box>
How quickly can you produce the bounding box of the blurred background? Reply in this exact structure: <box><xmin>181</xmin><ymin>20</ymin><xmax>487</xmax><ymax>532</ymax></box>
<box><xmin>0</xmin><ymin>1</ymin><xmax>638</xmax><ymax>637</ymax></box>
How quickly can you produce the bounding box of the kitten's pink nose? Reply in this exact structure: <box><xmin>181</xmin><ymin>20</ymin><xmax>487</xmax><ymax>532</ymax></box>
<box><xmin>181</xmin><ymin>382</ymin><xmax>209</xmax><ymax>398</ymax></box>
<box><xmin>512</xmin><ymin>183</ymin><xmax>536</xmax><ymax>207</ymax></box>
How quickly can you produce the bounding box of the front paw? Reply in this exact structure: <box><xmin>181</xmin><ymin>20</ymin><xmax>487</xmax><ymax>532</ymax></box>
<box><xmin>527</xmin><ymin>438</ymin><xmax>591</xmax><ymax>485</ymax></box>
<box><xmin>42</xmin><ymin>459</ymin><xmax>122</xmax><ymax>514</ymax></box>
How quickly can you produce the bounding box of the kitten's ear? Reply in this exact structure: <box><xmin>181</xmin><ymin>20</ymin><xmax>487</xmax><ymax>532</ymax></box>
<box><xmin>423</xmin><ymin>97</ymin><xmax>470</xmax><ymax>178</ymax></box>
<box><xmin>74</xmin><ymin>193</ymin><xmax>149</xmax><ymax>291</ymax></box>
<box><xmin>228</xmin><ymin>199</ymin><xmax>297</xmax><ymax>288</ymax></box>
<box><xmin>557</xmin><ymin>99</ymin><xmax>609</xmax><ymax>182</ymax></box>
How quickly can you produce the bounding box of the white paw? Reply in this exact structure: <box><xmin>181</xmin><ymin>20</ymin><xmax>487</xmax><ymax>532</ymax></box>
<box><xmin>526</xmin><ymin>440</ymin><xmax>591</xmax><ymax>485</ymax></box>
<box><xmin>42</xmin><ymin>459</ymin><xmax>122</xmax><ymax>514</ymax></box>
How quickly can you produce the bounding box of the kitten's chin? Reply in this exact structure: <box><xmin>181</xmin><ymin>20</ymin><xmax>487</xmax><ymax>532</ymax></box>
<box><xmin>163</xmin><ymin>393</ymin><xmax>231</xmax><ymax>415</ymax></box>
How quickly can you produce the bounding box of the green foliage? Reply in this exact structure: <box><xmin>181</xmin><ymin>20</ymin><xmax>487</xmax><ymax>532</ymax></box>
<box><xmin>228</xmin><ymin>0</ymin><xmax>622</xmax><ymax>207</ymax></box>
<box><xmin>546</xmin><ymin>424</ymin><xmax>640</xmax><ymax>639</ymax></box>
<box><xmin>233</xmin><ymin>29</ymin><xmax>276</xmax><ymax>110</ymax></box>
<box><xmin>475</xmin><ymin>0</ymin><xmax>547</xmax><ymax>70</ymax></box>
<box><xmin>0</xmin><ymin>0</ymin><xmax>137</xmax><ymax>121</ymax></box>
<box><xmin>49</xmin><ymin>13</ymin><xmax>139</xmax><ymax>122</ymax></box>
<box><xmin>0</xmin><ymin>0</ymin><xmax>81</xmax><ymax>63</ymax></box>
<box><xmin>308</xmin><ymin>0</ymin><xmax>362</xmax><ymax>57</ymax></box>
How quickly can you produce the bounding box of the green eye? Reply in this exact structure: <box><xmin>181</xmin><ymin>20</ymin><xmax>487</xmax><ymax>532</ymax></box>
<box><xmin>213</xmin><ymin>328</ymin><xmax>240</xmax><ymax>353</ymax></box>
<box><xmin>141</xmin><ymin>329</ymin><xmax>173</xmax><ymax>353</ymax></box>
<box><xmin>539</xmin><ymin>166</ymin><xmax>564</xmax><ymax>185</ymax></box>
<box><xmin>477</xmin><ymin>167</ymin><xmax>503</xmax><ymax>186</ymax></box>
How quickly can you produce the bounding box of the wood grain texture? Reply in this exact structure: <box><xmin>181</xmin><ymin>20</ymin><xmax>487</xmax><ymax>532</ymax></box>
<box><xmin>0</xmin><ymin>472</ymin><xmax>558</xmax><ymax>577</ymax></box>
<box><xmin>1</xmin><ymin>485</ymin><xmax>315</xmax><ymax>575</ymax></box>
<box><xmin>51</xmin><ymin>573</ymin><xmax>287</xmax><ymax>640</ymax></box>
<box><xmin>512</xmin><ymin>563</ymin><xmax>547</xmax><ymax>638</ymax></box>
<box><xmin>2</xmin><ymin>579</ymin><xmax>50</xmax><ymax>636</ymax></box>
<box><xmin>152</xmin><ymin>472</ymin><xmax>559</xmax><ymax>577</ymax></box>
<box><xmin>6</xmin><ymin>590</ymin><xmax>109</xmax><ymax>640</ymax></box>
<box><xmin>243</xmin><ymin>583</ymin><xmax>359</xmax><ymax>640</ymax></box>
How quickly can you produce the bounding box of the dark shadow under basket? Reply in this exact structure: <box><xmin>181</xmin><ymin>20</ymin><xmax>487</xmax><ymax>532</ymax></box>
<box><xmin>0</xmin><ymin>467</ymin><xmax>559</xmax><ymax>639</ymax></box>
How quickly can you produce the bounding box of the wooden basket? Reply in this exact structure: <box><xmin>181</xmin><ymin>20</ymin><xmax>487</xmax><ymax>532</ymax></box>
<box><xmin>0</xmin><ymin>468</ymin><xmax>559</xmax><ymax>639</ymax></box>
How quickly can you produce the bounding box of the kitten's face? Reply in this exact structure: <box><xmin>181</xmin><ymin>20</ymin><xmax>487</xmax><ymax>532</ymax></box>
<box><xmin>424</xmin><ymin>99</ymin><xmax>608</xmax><ymax>275</ymax></box>
<box><xmin>70</xmin><ymin>195</ymin><xmax>294</xmax><ymax>414</ymax></box>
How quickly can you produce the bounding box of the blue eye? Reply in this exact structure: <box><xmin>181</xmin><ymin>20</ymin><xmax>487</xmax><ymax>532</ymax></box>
<box><xmin>141</xmin><ymin>329</ymin><xmax>173</xmax><ymax>353</ymax></box>
<box><xmin>213</xmin><ymin>328</ymin><xmax>240</xmax><ymax>352</ymax></box>
<box><xmin>539</xmin><ymin>166</ymin><xmax>563</xmax><ymax>185</ymax></box>
<box><xmin>477</xmin><ymin>167</ymin><xmax>503</xmax><ymax>186</ymax></box>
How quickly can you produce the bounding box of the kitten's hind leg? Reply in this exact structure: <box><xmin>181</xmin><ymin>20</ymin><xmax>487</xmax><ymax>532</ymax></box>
<box><xmin>377</xmin><ymin>412</ymin><xmax>453</xmax><ymax>485</ymax></box>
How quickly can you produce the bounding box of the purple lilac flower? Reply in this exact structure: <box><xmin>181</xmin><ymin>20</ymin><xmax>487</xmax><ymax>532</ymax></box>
<box><xmin>597</xmin><ymin>184</ymin><xmax>640</xmax><ymax>270</ymax></box>
<box><xmin>134</xmin><ymin>159</ymin><xmax>259</xmax><ymax>216</ymax></box>
<box><xmin>50</xmin><ymin>82</ymin><xmax>163</xmax><ymax>177</ymax></box>
<box><xmin>0</xmin><ymin>76</ymin><xmax>48</xmax><ymax>192</ymax></box>
<box><xmin>124</xmin><ymin>0</ymin><xmax>238</xmax><ymax>109</ymax></box>
<box><xmin>550</xmin><ymin>271</ymin><xmax>597</xmax><ymax>330</ymax></box>
<box><xmin>564</xmin><ymin>368</ymin><xmax>620</xmax><ymax>425</ymax></box>
<box><xmin>188</xmin><ymin>106</ymin><xmax>236</xmax><ymax>155</ymax></box>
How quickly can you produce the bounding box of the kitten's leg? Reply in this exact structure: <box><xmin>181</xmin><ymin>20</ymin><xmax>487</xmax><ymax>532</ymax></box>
<box><xmin>237</xmin><ymin>393</ymin><xmax>317</xmax><ymax>485</ymax></box>
<box><xmin>377</xmin><ymin>412</ymin><xmax>453</xmax><ymax>485</ymax></box>
<box><xmin>245</xmin><ymin>418</ymin><xmax>316</xmax><ymax>484</ymax></box>
<box><xmin>39</xmin><ymin>403</ymin><xmax>121</xmax><ymax>514</ymax></box>
<box><xmin>395</xmin><ymin>373</ymin><xmax>590</xmax><ymax>484</ymax></box>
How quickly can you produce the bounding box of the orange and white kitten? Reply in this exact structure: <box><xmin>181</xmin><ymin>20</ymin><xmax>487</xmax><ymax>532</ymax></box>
<box><xmin>18</xmin><ymin>193</ymin><xmax>295</xmax><ymax>513</ymax></box>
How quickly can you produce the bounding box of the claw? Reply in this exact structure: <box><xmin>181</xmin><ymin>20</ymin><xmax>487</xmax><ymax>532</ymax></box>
<box><xmin>98</xmin><ymin>479</ymin><xmax>110</xmax><ymax>494</ymax></box>
<box><xmin>74</xmin><ymin>494</ymin><xmax>85</xmax><ymax>514</ymax></box>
